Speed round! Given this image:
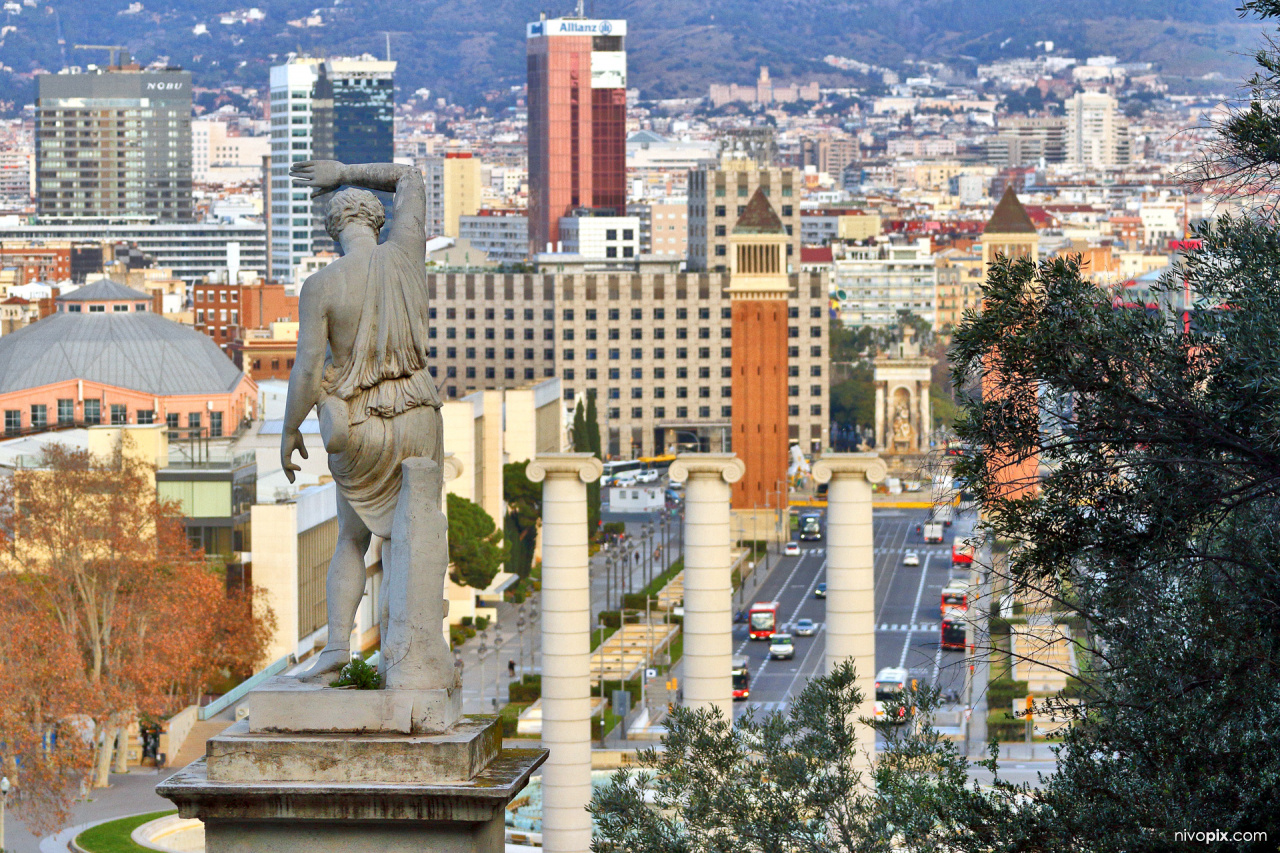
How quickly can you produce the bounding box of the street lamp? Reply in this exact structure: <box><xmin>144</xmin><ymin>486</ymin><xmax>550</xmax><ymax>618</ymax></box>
<box><xmin>476</xmin><ymin>637</ymin><xmax>489</xmax><ymax>713</ymax></box>
<box><xmin>516</xmin><ymin>606</ymin><xmax>527</xmax><ymax>678</ymax></box>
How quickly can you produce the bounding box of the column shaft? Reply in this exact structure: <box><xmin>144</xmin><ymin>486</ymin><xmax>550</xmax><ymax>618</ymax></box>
<box><xmin>529</xmin><ymin>454</ymin><xmax>601</xmax><ymax>853</ymax></box>
<box><xmin>683</xmin><ymin>473</ymin><xmax>733</xmax><ymax>719</ymax></box>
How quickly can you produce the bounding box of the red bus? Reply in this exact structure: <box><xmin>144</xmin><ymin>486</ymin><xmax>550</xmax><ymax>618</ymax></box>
<box><xmin>951</xmin><ymin>541</ymin><xmax>975</xmax><ymax>568</ymax></box>
<box><xmin>940</xmin><ymin>615</ymin><xmax>966</xmax><ymax>650</ymax></box>
<box><xmin>941</xmin><ymin>582</ymin><xmax>968</xmax><ymax>619</ymax></box>
<box><xmin>748</xmin><ymin>601</ymin><xmax>779</xmax><ymax>640</ymax></box>
<box><xmin>732</xmin><ymin>656</ymin><xmax>750</xmax><ymax>700</ymax></box>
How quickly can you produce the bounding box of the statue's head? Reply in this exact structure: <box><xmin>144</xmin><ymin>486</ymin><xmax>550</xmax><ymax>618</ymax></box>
<box><xmin>325</xmin><ymin>188</ymin><xmax>385</xmax><ymax>241</ymax></box>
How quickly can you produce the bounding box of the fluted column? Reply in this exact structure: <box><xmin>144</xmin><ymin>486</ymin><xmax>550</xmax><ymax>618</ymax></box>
<box><xmin>669</xmin><ymin>453</ymin><xmax>745</xmax><ymax>721</ymax></box>
<box><xmin>813</xmin><ymin>453</ymin><xmax>886</xmax><ymax>773</ymax></box>
<box><xmin>526</xmin><ymin>453</ymin><xmax>602</xmax><ymax>853</ymax></box>
<box><xmin>874</xmin><ymin>383</ymin><xmax>886</xmax><ymax>449</ymax></box>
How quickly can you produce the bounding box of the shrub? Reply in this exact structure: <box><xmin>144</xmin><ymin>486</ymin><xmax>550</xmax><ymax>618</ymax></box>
<box><xmin>475</xmin><ymin>616</ymin><xmax>489</xmax><ymax>631</ymax></box>
<box><xmin>331</xmin><ymin>657</ymin><xmax>381</xmax><ymax>690</ymax></box>
<box><xmin>461</xmin><ymin>616</ymin><xmax>473</xmax><ymax>627</ymax></box>
<box><xmin>622</xmin><ymin>593</ymin><xmax>656</xmax><ymax>610</ymax></box>
<box><xmin>599</xmin><ymin>610</ymin><xmax>622</xmax><ymax>629</ymax></box>
<box><xmin>508</xmin><ymin>674</ymin><xmax>542</xmax><ymax>703</ymax></box>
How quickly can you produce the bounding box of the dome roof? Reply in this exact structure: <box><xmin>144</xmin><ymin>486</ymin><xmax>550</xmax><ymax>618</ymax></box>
<box><xmin>0</xmin><ymin>311</ymin><xmax>244</xmax><ymax>396</ymax></box>
<box><xmin>57</xmin><ymin>280</ymin><xmax>152</xmax><ymax>303</ymax></box>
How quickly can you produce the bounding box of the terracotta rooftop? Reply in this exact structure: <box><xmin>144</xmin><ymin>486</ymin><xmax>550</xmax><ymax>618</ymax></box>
<box><xmin>800</xmin><ymin>246</ymin><xmax>833</xmax><ymax>264</ymax></box>
<box><xmin>733</xmin><ymin>188</ymin><xmax>785</xmax><ymax>235</ymax></box>
<box><xmin>984</xmin><ymin>186</ymin><xmax>1037</xmax><ymax>235</ymax></box>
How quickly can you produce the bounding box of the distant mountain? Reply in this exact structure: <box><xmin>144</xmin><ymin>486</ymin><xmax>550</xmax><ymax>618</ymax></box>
<box><xmin>0</xmin><ymin>0</ymin><xmax>1259</xmax><ymax>112</ymax></box>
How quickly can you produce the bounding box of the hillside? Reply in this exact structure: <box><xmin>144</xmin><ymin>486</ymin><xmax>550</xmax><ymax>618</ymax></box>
<box><xmin>0</xmin><ymin>0</ymin><xmax>1260</xmax><ymax>112</ymax></box>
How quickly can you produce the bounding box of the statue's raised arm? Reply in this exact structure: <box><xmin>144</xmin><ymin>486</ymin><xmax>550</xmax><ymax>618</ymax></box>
<box><xmin>290</xmin><ymin>160</ymin><xmax>426</xmax><ymax>257</ymax></box>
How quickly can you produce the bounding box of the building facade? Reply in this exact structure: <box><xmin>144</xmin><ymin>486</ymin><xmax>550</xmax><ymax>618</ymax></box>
<box><xmin>526</xmin><ymin>16</ymin><xmax>628</xmax><ymax>255</ymax></box>
<box><xmin>424</xmin><ymin>268</ymin><xmax>829</xmax><ymax>458</ymax></box>
<box><xmin>687</xmin><ymin>162</ymin><xmax>802</xmax><ymax>272</ymax></box>
<box><xmin>458</xmin><ymin>211</ymin><xmax>529</xmax><ymax>264</ymax></box>
<box><xmin>831</xmin><ymin>238</ymin><xmax>937</xmax><ymax>328</ymax></box>
<box><xmin>36</xmin><ymin>67</ymin><xmax>193</xmax><ymax>221</ymax></box>
<box><xmin>269</xmin><ymin>56</ymin><xmax>396</xmax><ymax>282</ymax></box>
<box><xmin>192</xmin><ymin>278</ymin><xmax>300</xmax><ymax>349</ymax></box>
<box><xmin>1066</xmin><ymin>92</ymin><xmax>1130</xmax><ymax>168</ymax></box>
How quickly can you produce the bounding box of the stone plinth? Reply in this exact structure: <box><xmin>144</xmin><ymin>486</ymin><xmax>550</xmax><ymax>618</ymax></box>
<box><xmin>248</xmin><ymin>676</ymin><xmax>462</xmax><ymax>735</ymax></box>
<box><xmin>158</xmin><ymin>715</ymin><xmax>545</xmax><ymax>853</ymax></box>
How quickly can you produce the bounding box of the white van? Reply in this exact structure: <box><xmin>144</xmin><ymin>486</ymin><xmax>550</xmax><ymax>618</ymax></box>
<box><xmin>635</xmin><ymin>469</ymin><xmax>660</xmax><ymax>484</ymax></box>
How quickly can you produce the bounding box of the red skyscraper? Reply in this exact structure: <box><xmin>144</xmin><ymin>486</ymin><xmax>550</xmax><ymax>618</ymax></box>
<box><xmin>526</xmin><ymin>15</ymin><xmax>628</xmax><ymax>256</ymax></box>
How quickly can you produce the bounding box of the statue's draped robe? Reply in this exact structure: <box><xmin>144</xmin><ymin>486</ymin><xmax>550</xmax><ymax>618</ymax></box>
<box><xmin>320</xmin><ymin>243</ymin><xmax>443</xmax><ymax>538</ymax></box>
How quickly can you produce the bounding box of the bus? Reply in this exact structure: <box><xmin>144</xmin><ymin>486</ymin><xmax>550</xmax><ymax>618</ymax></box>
<box><xmin>732</xmin><ymin>656</ymin><xmax>751</xmax><ymax>700</ymax></box>
<box><xmin>941</xmin><ymin>582</ymin><xmax>968</xmax><ymax>618</ymax></box>
<box><xmin>951</xmin><ymin>541</ymin><xmax>975</xmax><ymax>568</ymax></box>
<box><xmin>798</xmin><ymin>512</ymin><xmax>823</xmax><ymax>541</ymax></box>
<box><xmin>748</xmin><ymin>601</ymin><xmax>779</xmax><ymax>640</ymax></box>
<box><xmin>940</xmin><ymin>615</ymin><xmax>966</xmax><ymax>650</ymax></box>
<box><xmin>602</xmin><ymin>459</ymin><xmax>644</xmax><ymax>486</ymax></box>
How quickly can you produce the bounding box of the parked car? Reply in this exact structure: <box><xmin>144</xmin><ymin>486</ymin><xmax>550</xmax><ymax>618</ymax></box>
<box><xmin>902</xmin><ymin>550</ymin><xmax>920</xmax><ymax>567</ymax></box>
<box><xmin>784</xmin><ymin>541</ymin><xmax>800</xmax><ymax>556</ymax></box>
<box><xmin>793</xmin><ymin>618</ymin><xmax>817</xmax><ymax>637</ymax></box>
<box><xmin>815</xmin><ymin>582</ymin><xmax>826</xmax><ymax>598</ymax></box>
<box><xmin>768</xmin><ymin>633</ymin><xmax>795</xmax><ymax>660</ymax></box>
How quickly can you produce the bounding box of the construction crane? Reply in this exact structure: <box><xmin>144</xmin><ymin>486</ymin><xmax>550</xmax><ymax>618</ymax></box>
<box><xmin>73</xmin><ymin>44</ymin><xmax>131</xmax><ymax>69</ymax></box>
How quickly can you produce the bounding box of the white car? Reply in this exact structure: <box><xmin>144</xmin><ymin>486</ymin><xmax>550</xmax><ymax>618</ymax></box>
<box><xmin>784</xmin><ymin>541</ymin><xmax>800</xmax><ymax>556</ymax></box>
<box><xmin>769</xmin><ymin>633</ymin><xmax>795</xmax><ymax>660</ymax></box>
<box><xmin>793</xmin><ymin>618</ymin><xmax>817</xmax><ymax>637</ymax></box>
<box><xmin>635</xmin><ymin>469</ymin><xmax>660</xmax><ymax>484</ymax></box>
<box><xmin>874</xmin><ymin>666</ymin><xmax>911</xmax><ymax>725</ymax></box>
<box><xmin>902</xmin><ymin>550</ymin><xmax>920</xmax><ymax>566</ymax></box>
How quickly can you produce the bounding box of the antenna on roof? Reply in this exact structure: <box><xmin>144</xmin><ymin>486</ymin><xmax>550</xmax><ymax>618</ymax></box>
<box><xmin>574</xmin><ymin>0</ymin><xmax>585</xmax><ymax>16</ymax></box>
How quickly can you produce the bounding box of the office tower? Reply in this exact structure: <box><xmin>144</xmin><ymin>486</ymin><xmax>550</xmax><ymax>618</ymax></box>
<box><xmin>36</xmin><ymin>66</ymin><xmax>193</xmax><ymax>221</ymax></box>
<box><xmin>423</xmin><ymin>152</ymin><xmax>482</xmax><ymax>237</ymax></box>
<box><xmin>526</xmin><ymin>14</ymin><xmax>628</xmax><ymax>255</ymax></box>
<box><xmin>687</xmin><ymin>161</ymin><xmax>802</xmax><ymax>272</ymax></box>
<box><xmin>1065</xmin><ymin>92</ymin><xmax>1130</xmax><ymax>167</ymax></box>
<box><xmin>269</xmin><ymin>55</ymin><xmax>395</xmax><ymax>281</ymax></box>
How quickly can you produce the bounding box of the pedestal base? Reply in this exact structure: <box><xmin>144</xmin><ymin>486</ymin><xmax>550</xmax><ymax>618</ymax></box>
<box><xmin>248</xmin><ymin>676</ymin><xmax>462</xmax><ymax>734</ymax></box>
<box><xmin>158</xmin><ymin>717</ymin><xmax>546</xmax><ymax>853</ymax></box>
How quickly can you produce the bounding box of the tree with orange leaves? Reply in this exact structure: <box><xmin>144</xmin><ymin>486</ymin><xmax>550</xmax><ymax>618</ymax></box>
<box><xmin>0</xmin><ymin>440</ymin><xmax>273</xmax><ymax>827</ymax></box>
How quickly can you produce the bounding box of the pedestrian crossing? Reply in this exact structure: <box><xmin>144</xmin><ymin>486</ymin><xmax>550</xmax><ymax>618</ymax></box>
<box><xmin>873</xmin><ymin>546</ymin><xmax>949</xmax><ymax>555</ymax></box>
<box><xmin>737</xmin><ymin>701</ymin><xmax>790</xmax><ymax>716</ymax></box>
<box><xmin>878</xmin><ymin>623</ymin><xmax>939</xmax><ymax>633</ymax></box>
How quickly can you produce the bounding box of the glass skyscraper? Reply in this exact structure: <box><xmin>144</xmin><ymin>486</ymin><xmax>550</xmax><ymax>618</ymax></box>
<box><xmin>526</xmin><ymin>16</ymin><xmax>628</xmax><ymax>256</ymax></box>
<box><xmin>35</xmin><ymin>67</ymin><xmax>193</xmax><ymax>222</ymax></box>
<box><xmin>268</xmin><ymin>55</ymin><xmax>396</xmax><ymax>282</ymax></box>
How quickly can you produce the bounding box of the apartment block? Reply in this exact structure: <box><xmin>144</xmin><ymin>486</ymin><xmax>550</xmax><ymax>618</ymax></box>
<box><xmin>687</xmin><ymin>162</ymin><xmax>802</xmax><ymax>272</ymax></box>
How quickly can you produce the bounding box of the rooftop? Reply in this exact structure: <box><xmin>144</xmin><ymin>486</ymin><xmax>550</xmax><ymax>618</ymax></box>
<box><xmin>733</xmin><ymin>188</ymin><xmax>786</xmax><ymax>235</ymax></box>
<box><xmin>984</xmin><ymin>186</ymin><xmax>1037</xmax><ymax>235</ymax></box>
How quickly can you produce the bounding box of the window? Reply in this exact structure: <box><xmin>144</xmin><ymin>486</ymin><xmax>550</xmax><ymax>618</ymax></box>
<box><xmin>524</xmin><ymin>308</ymin><xmax>534</xmax><ymax>321</ymax></box>
<box><xmin>543</xmin><ymin>329</ymin><xmax>554</xmax><ymax>341</ymax></box>
<box><xmin>485</xmin><ymin>308</ymin><xmax>495</xmax><ymax>321</ymax></box>
<box><xmin>210</xmin><ymin>411</ymin><xmax>223</xmax><ymax>437</ymax></box>
<box><xmin>631</xmin><ymin>367</ymin><xmax>643</xmax><ymax>380</ymax></box>
<box><xmin>789</xmin><ymin>326</ymin><xmax>800</xmax><ymax>338</ymax></box>
<box><xmin>57</xmin><ymin>399</ymin><xmax>74</xmax><ymax>425</ymax></box>
<box><xmin>586</xmin><ymin>328</ymin><xmax>597</xmax><ymax>340</ymax></box>
<box><xmin>654</xmin><ymin>387</ymin><xmax>666</xmax><ymax>399</ymax></box>
<box><xmin>586</xmin><ymin>309</ymin><xmax>597</xmax><ymax>321</ymax></box>
<box><xmin>167</xmin><ymin>413</ymin><xmax>179</xmax><ymax>436</ymax></box>
<box><xmin>465</xmin><ymin>367</ymin><xmax>476</xmax><ymax>379</ymax></box>
<box><xmin>608</xmin><ymin>328</ymin><xmax>620</xmax><ymax>340</ymax></box>
<box><xmin>505</xmin><ymin>367</ymin><xmax>516</xmax><ymax>380</ymax></box>
<box><xmin>111</xmin><ymin>405</ymin><xmax>127</xmax><ymax>426</ymax></box>
<box><xmin>447</xmin><ymin>347</ymin><xmax>457</xmax><ymax>358</ymax></box>
<box><xmin>565</xmin><ymin>387</ymin><xmax>575</xmax><ymax>401</ymax></box>
<box><xmin>654</xmin><ymin>406</ymin><xmax>666</xmax><ymax>418</ymax></box>
<box><xmin>606</xmin><ymin>247</ymin><xmax>617</xmax><ymax>258</ymax></box>
<box><xmin>631</xmin><ymin>328</ymin><xmax>643</xmax><ymax>340</ymax></box>
<box><xmin>84</xmin><ymin>399</ymin><xmax>101</xmax><ymax>425</ymax></box>
<box><xmin>631</xmin><ymin>407</ymin><xmax>643</xmax><ymax>419</ymax></box>
<box><xmin>504</xmin><ymin>328</ymin><xmax>514</xmax><ymax>340</ymax></box>
<box><xmin>563</xmin><ymin>349</ymin><xmax>575</xmax><ymax>361</ymax></box>
<box><xmin>699</xmin><ymin>406</ymin><xmax>711</xmax><ymax>418</ymax></box>
<box><xmin>631</xmin><ymin>348</ymin><xmax>643</xmax><ymax>360</ymax></box>
<box><xmin>30</xmin><ymin>404</ymin><xmax>46</xmax><ymax>428</ymax></box>
<box><xmin>631</xmin><ymin>307</ymin><xmax>643</xmax><ymax>321</ymax></box>
<box><xmin>654</xmin><ymin>307</ymin><xmax>665</xmax><ymax>320</ymax></box>
<box><xmin>722</xmin><ymin>386</ymin><xmax>732</xmax><ymax>397</ymax></box>
<box><xmin>654</xmin><ymin>327</ymin><xmax>665</xmax><ymax>340</ymax></box>
<box><xmin>811</xmin><ymin>365</ymin><xmax>823</xmax><ymax>377</ymax></box>
<box><xmin>722</xmin><ymin>366</ymin><xmax>732</xmax><ymax>378</ymax></box>
<box><xmin>564</xmin><ymin>369</ymin><xmax>576</xmax><ymax>382</ymax></box>
<box><xmin>811</xmin><ymin>404</ymin><xmax>823</xmax><ymax>416</ymax></box>
<box><xmin>789</xmin><ymin>365</ymin><xmax>801</xmax><ymax>377</ymax></box>
<box><xmin>544</xmin><ymin>309</ymin><xmax>554</xmax><ymax>321</ymax></box>
<box><xmin>485</xmin><ymin>328</ymin><xmax>495</xmax><ymax>340</ymax></box>
<box><xmin>484</xmin><ymin>348</ymin><xmax>495</xmax><ymax>359</ymax></box>
<box><xmin>676</xmin><ymin>367</ymin><xmax>689</xmax><ymax>380</ymax></box>
<box><xmin>789</xmin><ymin>385</ymin><xmax>800</xmax><ymax>397</ymax></box>
<box><xmin>504</xmin><ymin>308</ymin><xmax>515</xmax><ymax>321</ymax></box>
<box><xmin>698</xmin><ymin>387</ymin><xmax>711</xmax><ymax>399</ymax></box>
<box><xmin>722</xmin><ymin>307</ymin><xmax>732</xmax><ymax>319</ymax></box>
<box><xmin>720</xmin><ymin>327</ymin><xmax>732</xmax><ymax>339</ymax></box>
<box><xmin>505</xmin><ymin>347</ymin><xmax>515</xmax><ymax>359</ymax></box>
<box><xmin>524</xmin><ymin>329</ymin><xmax>534</xmax><ymax>340</ymax></box>
<box><xmin>609</xmin><ymin>349</ymin><xmax>620</xmax><ymax>360</ymax></box>
<box><xmin>586</xmin><ymin>369</ymin><xmax>598</xmax><ymax>380</ymax></box>
<box><xmin>609</xmin><ymin>368</ymin><xmax>621</xmax><ymax>381</ymax></box>
<box><xmin>606</xmin><ymin>229</ymin><xmax>617</xmax><ymax>240</ymax></box>
<box><xmin>789</xmin><ymin>404</ymin><xmax>800</xmax><ymax>416</ymax></box>
<box><xmin>715</xmin><ymin>245</ymin><xmax>727</xmax><ymax>256</ymax></box>
<box><xmin>721</xmin><ymin>347</ymin><xmax>732</xmax><ymax>358</ymax></box>
<box><xmin>677</xmin><ymin>406</ymin><xmax>688</xmax><ymax>418</ymax></box>
<box><xmin>525</xmin><ymin>368</ymin><xmax>536</xmax><ymax>380</ymax></box>
<box><xmin>447</xmin><ymin>328</ymin><xmax>457</xmax><ymax>339</ymax></box>
<box><xmin>544</xmin><ymin>349</ymin><xmax>554</xmax><ymax>361</ymax></box>
<box><xmin>655</xmin><ymin>367</ymin><xmax>666</xmax><ymax>379</ymax></box>
<box><xmin>789</xmin><ymin>306</ymin><xmax>800</xmax><ymax>319</ymax></box>
<box><xmin>810</xmin><ymin>326</ymin><xmax>823</xmax><ymax>338</ymax></box>
<box><xmin>789</xmin><ymin>346</ymin><xmax>800</xmax><ymax>358</ymax></box>
<box><xmin>524</xmin><ymin>348</ymin><xmax>535</xmax><ymax>360</ymax></box>
<box><xmin>677</xmin><ymin>387</ymin><xmax>689</xmax><ymax>399</ymax></box>
<box><xmin>563</xmin><ymin>329</ymin><xmax>575</xmax><ymax>340</ymax></box>
<box><xmin>714</xmin><ymin>224</ymin><xmax>726</xmax><ymax>237</ymax></box>
<box><xmin>4</xmin><ymin>410</ymin><xmax>20</xmax><ymax>435</ymax></box>
<box><xmin>676</xmin><ymin>327</ymin><xmax>688</xmax><ymax>340</ymax></box>
<box><xmin>623</xmin><ymin>229</ymin><xmax>634</xmax><ymax>240</ymax></box>
<box><xmin>676</xmin><ymin>307</ymin><xmax>688</xmax><ymax>320</ymax></box>
<box><xmin>677</xmin><ymin>347</ymin><xmax>688</xmax><ymax>359</ymax></box>
<box><xmin>714</xmin><ymin>205</ymin><xmax>726</xmax><ymax>216</ymax></box>
<box><xmin>811</xmin><ymin>346</ymin><xmax>823</xmax><ymax>357</ymax></box>
<box><xmin>654</xmin><ymin>347</ymin><xmax>665</xmax><ymax>359</ymax></box>
<box><xmin>586</xmin><ymin>349</ymin><xmax>598</xmax><ymax>361</ymax></box>
<box><xmin>188</xmin><ymin>412</ymin><xmax>202</xmax><ymax>430</ymax></box>
<box><xmin>721</xmin><ymin>406</ymin><xmax>732</xmax><ymax>418</ymax></box>
<box><xmin>631</xmin><ymin>388</ymin><xmax>643</xmax><ymax>400</ymax></box>
<box><xmin>698</xmin><ymin>328</ymin><xmax>710</xmax><ymax>340</ymax></box>
<box><xmin>811</xmin><ymin>385</ymin><xmax>823</xmax><ymax>397</ymax></box>
<box><xmin>608</xmin><ymin>408</ymin><xmax>620</xmax><ymax>419</ymax></box>
<box><xmin>810</xmin><ymin>306</ymin><xmax>823</xmax><ymax>318</ymax></box>
<box><xmin>698</xmin><ymin>347</ymin><xmax>711</xmax><ymax>359</ymax></box>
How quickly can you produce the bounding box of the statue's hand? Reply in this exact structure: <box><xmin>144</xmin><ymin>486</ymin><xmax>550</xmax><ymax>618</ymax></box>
<box><xmin>281</xmin><ymin>429</ymin><xmax>309</xmax><ymax>484</ymax></box>
<box><xmin>290</xmin><ymin>160</ymin><xmax>345</xmax><ymax>198</ymax></box>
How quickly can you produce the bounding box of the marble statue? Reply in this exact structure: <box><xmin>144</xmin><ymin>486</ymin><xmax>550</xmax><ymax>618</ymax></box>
<box><xmin>281</xmin><ymin>160</ymin><xmax>448</xmax><ymax>685</ymax></box>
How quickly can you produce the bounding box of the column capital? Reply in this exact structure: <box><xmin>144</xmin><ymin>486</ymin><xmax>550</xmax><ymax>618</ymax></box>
<box><xmin>812</xmin><ymin>453</ymin><xmax>887</xmax><ymax>485</ymax></box>
<box><xmin>669</xmin><ymin>453</ymin><xmax>745</xmax><ymax>485</ymax></box>
<box><xmin>442</xmin><ymin>453</ymin><xmax>464</xmax><ymax>484</ymax></box>
<box><xmin>527</xmin><ymin>453</ymin><xmax>603</xmax><ymax>484</ymax></box>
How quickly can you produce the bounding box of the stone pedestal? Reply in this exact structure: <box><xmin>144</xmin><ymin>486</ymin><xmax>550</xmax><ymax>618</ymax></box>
<box><xmin>525</xmin><ymin>453</ymin><xmax>602</xmax><ymax>853</ymax></box>
<box><xmin>813</xmin><ymin>453</ymin><xmax>886</xmax><ymax>778</ymax></box>
<box><xmin>158</xmin><ymin>715</ymin><xmax>544</xmax><ymax>853</ymax></box>
<box><xmin>669</xmin><ymin>453</ymin><xmax>745</xmax><ymax>721</ymax></box>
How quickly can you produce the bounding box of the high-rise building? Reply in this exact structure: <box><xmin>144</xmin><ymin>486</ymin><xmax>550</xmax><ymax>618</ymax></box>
<box><xmin>526</xmin><ymin>14</ymin><xmax>628</xmax><ymax>255</ymax></box>
<box><xmin>269</xmin><ymin>56</ymin><xmax>396</xmax><ymax>281</ymax></box>
<box><xmin>687</xmin><ymin>161</ymin><xmax>802</xmax><ymax>272</ymax></box>
<box><xmin>36</xmin><ymin>67</ymin><xmax>193</xmax><ymax>221</ymax></box>
<box><xmin>422</xmin><ymin>152</ymin><xmax>482</xmax><ymax>237</ymax></box>
<box><xmin>1065</xmin><ymin>93</ymin><xmax>1130</xmax><ymax>167</ymax></box>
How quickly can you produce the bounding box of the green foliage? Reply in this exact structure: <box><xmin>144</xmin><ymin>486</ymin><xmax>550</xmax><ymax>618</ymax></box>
<box><xmin>474</xmin><ymin>615</ymin><xmax>489</xmax><ymax>632</ymax></box>
<box><xmin>508</xmin><ymin>673</ymin><xmax>542</xmax><ymax>704</ymax></box>
<box><xmin>446</xmin><ymin>493</ymin><xmax>505</xmax><ymax>590</ymax></box>
<box><xmin>503</xmin><ymin>460</ymin><xmax>542</xmax><ymax>578</ymax></box>
<box><xmin>591</xmin><ymin>660</ymin><xmax>1002</xmax><ymax>852</ymax></box>
<box><xmin>829</xmin><ymin>365</ymin><xmax>876</xmax><ymax>430</ymax></box>
<box><xmin>598</xmin><ymin>610</ymin><xmax>622</xmax><ymax>630</ymax></box>
<box><xmin>331</xmin><ymin>657</ymin><xmax>381</xmax><ymax>690</ymax></box>
<box><xmin>75</xmin><ymin>810</ymin><xmax>177</xmax><ymax>853</ymax></box>
<box><xmin>949</xmin><ymin>217</ymin><xmax>1280</xmax><ymax>848</ymax></box>
<box><xmin>460</xmin><ymin>616</ymin><xmax>473</xmax><ymax>628</ymax></box>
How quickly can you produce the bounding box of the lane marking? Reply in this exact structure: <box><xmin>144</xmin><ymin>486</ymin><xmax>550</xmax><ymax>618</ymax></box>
<box><xmin>899</xmin><ymin>551</ymin><xmax>933</xmax><ymax>669</ymax></box>
<box><xmin>735</xmin><ymin>551</ymin><xmax>809</xmax><ymax>656</ymax></box>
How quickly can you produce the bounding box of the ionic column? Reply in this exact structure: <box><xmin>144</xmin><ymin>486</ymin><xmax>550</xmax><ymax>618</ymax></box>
<box><xmin>813</xmin><ymin>453</ymin><xmax>886</xmax><ymax>773</ymax></box>
<box><xmin>669</xmin><ymin>453</ymin><xmax>745</xmax><ymax>721</ymax></box>
<box><xmin>526</xmin><ymin>453</ymin><xmax>603</xmax><ymax>853</ymax></box>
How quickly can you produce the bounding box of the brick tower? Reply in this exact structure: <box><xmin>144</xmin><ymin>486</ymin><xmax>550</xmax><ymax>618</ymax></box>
<box><xmin>728</xmin><ymin>189</ymin><xmax>791</xmax><ymax>526</ymax></box>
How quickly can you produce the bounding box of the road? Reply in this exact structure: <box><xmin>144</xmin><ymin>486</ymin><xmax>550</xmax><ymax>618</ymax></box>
<box><xmin>733</xmin><ymin>505</ymin><xmax>976</xmax><ymax>725</ymax></box>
